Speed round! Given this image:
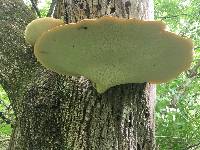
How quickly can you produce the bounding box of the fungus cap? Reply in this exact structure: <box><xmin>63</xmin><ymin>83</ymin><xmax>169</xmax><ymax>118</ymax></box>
<box><xmin>34</xmin><ymin>16</ymin><xmax>193</xmax><ymax>93</ymax></box>
<box><xmin>25</xmin><ymin>17</ymin><xmax>64</xmax><ymax>46</ymax></box>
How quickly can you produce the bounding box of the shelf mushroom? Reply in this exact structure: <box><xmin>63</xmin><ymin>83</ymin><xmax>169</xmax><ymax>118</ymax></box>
<box><xmin>25</xmin><ymin>16</ymin><xmax>194</xmax><ymax>93</ymax></box>
<box><xmin>25</xmin><ymin>17</ymin><xmax>64</xmax><ymax>46</ymax></box>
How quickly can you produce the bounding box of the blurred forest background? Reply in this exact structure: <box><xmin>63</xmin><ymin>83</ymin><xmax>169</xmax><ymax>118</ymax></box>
<box><xmin>0</xmin><ymin>0</ymin><xmax>199</xmax><ymax>149</ymax></box>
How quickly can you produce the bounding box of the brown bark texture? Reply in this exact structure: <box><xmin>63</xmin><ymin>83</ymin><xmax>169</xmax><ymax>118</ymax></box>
<box><xmin>0</xmin><ymin>0</ymin><xmax>156</xmax><ymax>149</ymax></box>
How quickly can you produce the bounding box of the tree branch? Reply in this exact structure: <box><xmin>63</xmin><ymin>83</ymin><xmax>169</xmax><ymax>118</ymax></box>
<box><xmin>156</xmin><ymin>14</ymin><xmax>188</xmax><ymax>20</ymax></box>
<box><xmin>47</xmin><ymin>0</ymin><xmax>57</xmax><ymax>17</ymax></box>
<box><xmin>30</xmin><ymin>0</ymin><xmax>41</xmax><ymax>18</ymax></box>
<box><xmin>186</xmin><ymin>59</ymin><xmax>200</xmax><ymax>78</ymax></box>
<box><xmin>185</xmin><ymin>141</ymin><xmax>200</xmax><ymax>150</ymax></box>
<box><xmin>0</xmin><ymin>111</ymin><xmax>11</xmax><ymax>124</ymax></box>
<box><xmin>0</xmin><ymin>99</ymin><xmax>9</xmax><ymax>109</ymax></box>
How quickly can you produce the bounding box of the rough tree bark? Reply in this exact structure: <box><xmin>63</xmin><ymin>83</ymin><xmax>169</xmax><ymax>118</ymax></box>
<box><xmin>0</xmin><ymin>0</ymin><xmax>156</xmax><ymax>149</ymax></box>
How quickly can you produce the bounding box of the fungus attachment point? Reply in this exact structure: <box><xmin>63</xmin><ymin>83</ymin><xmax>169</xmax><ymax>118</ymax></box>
<box><xmin>25</xmin><ymin>17</ymin><xmax>64</xmax><ymax>46</ymax></box>
<box><xmin>34</xmin><ymin>16</ymin><xmax>193</xmax><ymax>93</ymax></box>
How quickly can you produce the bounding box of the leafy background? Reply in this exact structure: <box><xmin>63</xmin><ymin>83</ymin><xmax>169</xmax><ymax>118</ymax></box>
<box><xmin>0</xmin><ymin>0</ymin><xmax>200</xmax><ymax>149</ymax></box>
<box><xmin>155</xmin><ymin>0</ymin><xmax>200</xmax><ymax>149</ymax></box>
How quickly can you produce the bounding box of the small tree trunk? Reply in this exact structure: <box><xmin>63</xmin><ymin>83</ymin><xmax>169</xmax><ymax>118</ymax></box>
<box><xmin>0</xmin><ymin>0</ymin><xmax>156</xmax><ymax>149</ymax></box>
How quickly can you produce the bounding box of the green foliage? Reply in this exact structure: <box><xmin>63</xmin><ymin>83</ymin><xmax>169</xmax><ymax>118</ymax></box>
<box><xmin>23</xmin><ymin>0</ymin><xmax>51</xmax><ymax>17</ymax></box>
<box><xmin>39</xmin><ymin>0</ymin><xmax>51</xmax><ymax>17</ymax></box>
<box><xmin>156</xmin><ymin>78</ymin><xmax>200</xmax><ymax>149</ymax></box>
<box><xmin>0</xmin><ymin>124</ymin><xmax>12</xmax><ymax>136</ymax></box>
<box><xmin>0</xmin><ymin>86</ymin><xmax>9</xmax><ymax>103</ymax></box>
<box><xmin>0</xmin><ymin>85</ymin><xmax>13</xmax><ymax>135</ymax></box>
<box><xmin>0</xmin><ymin>86</ymin><xmax>12</xmax><ymax>149</ymax></box>
<box><xmin>155</xmin><ymin>0</ymin><xmax>200</xmax><ymax>149</ymax></box>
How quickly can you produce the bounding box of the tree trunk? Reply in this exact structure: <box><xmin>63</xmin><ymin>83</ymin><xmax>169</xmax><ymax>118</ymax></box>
<box><xmin>0</xmin><ymin>0</ymin><xmax>156</xmax><ymax>149</ymax></box>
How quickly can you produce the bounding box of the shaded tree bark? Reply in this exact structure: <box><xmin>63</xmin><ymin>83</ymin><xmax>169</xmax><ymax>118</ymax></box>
<box><xmin>0</xmin><ymin>0</ymin><xmax>156</xmax><ymax>149</ymax></box>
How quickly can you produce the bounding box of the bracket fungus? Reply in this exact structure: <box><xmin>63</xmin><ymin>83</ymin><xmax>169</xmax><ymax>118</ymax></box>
<box><xmin>26</xmin><ymin>16</ymin><xmax>193</xmax><ymax>93</ymax></box>
<box><xmin>25</xmin><ymin>17</ymin><xmax>64</xmax><ymax>46</ymax></box>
